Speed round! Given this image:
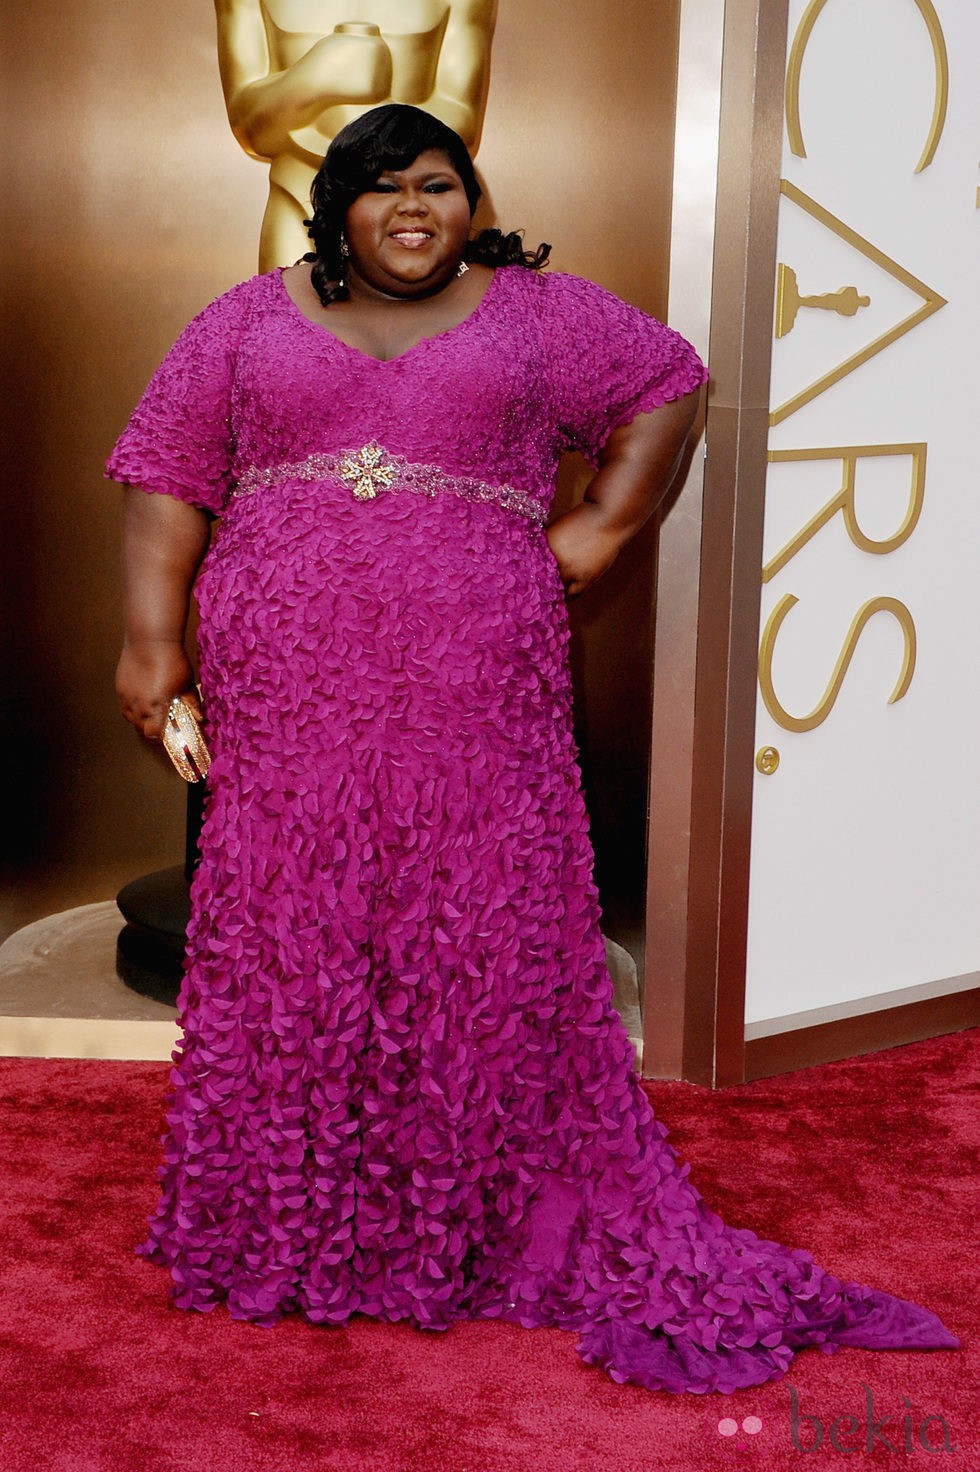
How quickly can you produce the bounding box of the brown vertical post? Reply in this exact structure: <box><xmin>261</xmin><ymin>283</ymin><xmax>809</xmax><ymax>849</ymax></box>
<box><xmin>644</xmin><ymin>0</ymin><xmax>789</xmax><ymax>1086</ymax></box>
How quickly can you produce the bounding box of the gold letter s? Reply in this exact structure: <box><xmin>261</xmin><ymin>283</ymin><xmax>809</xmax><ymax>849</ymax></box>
<box><xmin>758</xmin><ymin>594</ymin><xmax>916</xmax><ymax>734</ymax></box>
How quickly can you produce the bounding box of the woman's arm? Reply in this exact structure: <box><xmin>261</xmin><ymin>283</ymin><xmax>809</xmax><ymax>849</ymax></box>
<box><xmin>116</xmin><ymin>486</ymin><xmax>212</xmax><ymax>741</ymax></box>
<box><xmin>546</xmin><ymin>385</ymin><xmax>703</xmax><ymax>597</ymax></box>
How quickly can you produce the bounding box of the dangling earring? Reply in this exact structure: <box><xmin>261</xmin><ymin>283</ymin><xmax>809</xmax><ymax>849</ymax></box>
<box><xmin>339</xmin><ymin>233</ymin><xmax>350</xmax><ymax>260</ymax></box>
<box><xmin>456</xmin><ymin>260</ymin><xmax>469</xmax><ymax>278</ymax></box>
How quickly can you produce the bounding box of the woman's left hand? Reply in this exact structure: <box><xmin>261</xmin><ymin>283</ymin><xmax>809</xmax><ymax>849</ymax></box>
<box><xmin>546</xmin><ymin>503</ymin><xmax>626</xmax><ymax>597</ymax></box>
<box><xmin>547</xmin><ymin>388</ymin><xmax>704</xmax><ymax>596</ymax></box>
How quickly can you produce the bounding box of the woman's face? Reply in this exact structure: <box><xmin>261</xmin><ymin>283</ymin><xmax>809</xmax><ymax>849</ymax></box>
<box><xmin>343</xmin><ymin>149</ymin><xmax>473</xmax><ymax>299</ymax></box>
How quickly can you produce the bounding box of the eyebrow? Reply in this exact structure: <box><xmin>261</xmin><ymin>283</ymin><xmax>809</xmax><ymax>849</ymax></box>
<box><xmin>377</xmin><ymin>168</ymin><xmax>458</xmax><ymax>182</ymax></box>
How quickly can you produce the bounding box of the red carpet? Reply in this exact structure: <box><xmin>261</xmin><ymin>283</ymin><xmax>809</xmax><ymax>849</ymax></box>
<box><xmin>1</xmin><ymin>1030</ymin><xmax>975</xmax><ymax>1471</ymax></box>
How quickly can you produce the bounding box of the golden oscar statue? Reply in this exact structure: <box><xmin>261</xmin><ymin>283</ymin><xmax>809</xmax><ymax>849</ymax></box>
<box><xmin>215</xmin><ymin>0</ymin><xmax>498</xmax><ymax>270</ymax></box>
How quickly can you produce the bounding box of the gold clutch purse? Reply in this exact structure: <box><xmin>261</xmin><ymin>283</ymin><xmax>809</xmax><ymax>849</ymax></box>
<box><xmin>162</xmin><ymin>695</ymin><xmax>211</xmax><ymax>783</ymax></box>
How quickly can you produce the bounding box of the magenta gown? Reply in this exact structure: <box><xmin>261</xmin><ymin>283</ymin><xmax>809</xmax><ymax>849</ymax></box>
<box><xmin>106</xmin><ymin>265</ymin><xmax>957</xmax><ymax>1393</ymax></box>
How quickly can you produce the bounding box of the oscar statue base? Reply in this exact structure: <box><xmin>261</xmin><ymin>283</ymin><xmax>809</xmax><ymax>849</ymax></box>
<box><xmin>114</xmin><ymin>782</ymin><xmax>205</xmax><ymax>1008</ymax></box>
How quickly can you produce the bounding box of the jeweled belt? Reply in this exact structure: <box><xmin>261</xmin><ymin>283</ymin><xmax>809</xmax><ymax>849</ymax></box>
<box><xmin>234</xmin><ymin>442</ymin><xmax>547</xmax><ymax>526</ymax></box>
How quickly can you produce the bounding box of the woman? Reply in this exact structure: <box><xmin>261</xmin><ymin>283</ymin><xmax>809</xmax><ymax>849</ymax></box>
<box><xmin>107</xmin><ymin>104</ymin><xmax>957</xmax><ymax>1393</ymax></box>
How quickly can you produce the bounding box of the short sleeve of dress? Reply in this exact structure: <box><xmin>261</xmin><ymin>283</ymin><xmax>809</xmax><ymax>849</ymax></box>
<box><xmin>104</xmin><ymin>279</ymin><xmax>254</xmax><ymax>514</ymax></box>
<box><xmin>541</xmin><ymin>272</ymin><xmax>708</xmax><ymax>467</ymax></box>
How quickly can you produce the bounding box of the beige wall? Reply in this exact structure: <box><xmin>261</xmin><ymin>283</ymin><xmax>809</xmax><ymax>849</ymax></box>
<box><xmin>1</xmin><ymin>0</ymin><xmax>680</xmax><ymax>956</ymax></box>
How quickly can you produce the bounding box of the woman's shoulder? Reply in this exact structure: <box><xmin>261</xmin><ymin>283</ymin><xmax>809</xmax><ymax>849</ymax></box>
<box><xmin>160</xmin><ymin>270</ymin><xmax>282</xmax><ymax>355</ymax></box>
<box><xmin>167</xmin><ymin>270</ymin><xmax>277</xmax><ymax>335</ymax></box>
<box><xmin>192</xmin><ymin>269</ymin><xmax>279</xmax><ymax>319</ymax></box>
<box><xmin>497</xmin><ymin>266</ymin><xmax>646</xmax><ymax>315</ymax></box>
<box><xmin>496</xmin><ymin>265</ymin><xmax>584</xmax><ymax>296</ymax></box>
<box><xmin>496</xmin><ymin>268</ymin><xmax>671</xmax><ymax>351</ymax></box>
<box><xmin>490</xmin><ymin>265</ymin><xmax>584</xmax><ymax>320</ymax></box>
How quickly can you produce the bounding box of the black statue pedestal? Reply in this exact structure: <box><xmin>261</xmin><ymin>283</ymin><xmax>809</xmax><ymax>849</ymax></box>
<box><xmin>115</xmin><ymin>781</ymin><xmax>206</xmax><ymax>1008</ymax></box>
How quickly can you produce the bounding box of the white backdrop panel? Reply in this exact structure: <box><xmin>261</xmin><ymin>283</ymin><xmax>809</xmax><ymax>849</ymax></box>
<box><xmin>745</xmin><ymin>0</ymin><xmax>980</xmax><ymax>1025</ymax></box>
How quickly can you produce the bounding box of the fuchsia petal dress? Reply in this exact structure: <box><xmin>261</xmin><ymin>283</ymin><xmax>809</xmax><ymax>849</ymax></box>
<box><xmin>106</xmin><ymin>266</ymin><xmax>957</xmax><ymax>1393</ymax></box>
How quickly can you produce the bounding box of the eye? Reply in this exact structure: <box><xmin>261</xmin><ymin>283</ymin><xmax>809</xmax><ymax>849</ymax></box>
<box><xmin>371</xmin><ymin>180</ymin><xmax>399</xmax><ymax>193</ymax></box>
<box><xmin>423</xmin><ymin>181</ymin><xmax>455</xmax><ymax>193</ymax></box>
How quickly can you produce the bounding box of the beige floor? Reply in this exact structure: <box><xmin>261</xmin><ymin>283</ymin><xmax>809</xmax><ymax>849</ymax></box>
<box><xmin>0</xmin><ymin>903</ymin><xmax>643</xmax><ymax>1068</ymax></box>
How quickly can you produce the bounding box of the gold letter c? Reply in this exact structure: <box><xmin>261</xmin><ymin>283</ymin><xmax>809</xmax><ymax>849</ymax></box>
<box><xmin>785</xmin><ymin>0</ymin><xmax>948</xmax><ymax>173</ymax></box>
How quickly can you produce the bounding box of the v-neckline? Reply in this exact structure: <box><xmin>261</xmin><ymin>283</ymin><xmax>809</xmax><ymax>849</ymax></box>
<box><xmin>273</xmin><ymin>265</ymin><xmax>501</xmax><ymax>365</ymax></box>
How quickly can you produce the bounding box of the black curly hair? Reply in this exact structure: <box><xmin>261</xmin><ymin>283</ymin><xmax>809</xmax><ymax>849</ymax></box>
<box><xmin>303</xmin><ymin>104</ymin><xmax>550</xmax><ymax>306</ymax></box>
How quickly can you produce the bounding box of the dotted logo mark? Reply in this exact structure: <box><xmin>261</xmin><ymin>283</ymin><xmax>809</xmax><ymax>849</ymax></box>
<box><xmin>717</xmin><ymin>1416</ymin><xmax>764</xmax><ymax>1450</ymax></box>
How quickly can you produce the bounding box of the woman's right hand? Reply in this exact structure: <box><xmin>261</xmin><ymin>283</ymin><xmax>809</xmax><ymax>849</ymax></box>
<box><xmin>116</xmin><ymin>640</ymin><xmax>201</xmax><ymax>742</ymax></box>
